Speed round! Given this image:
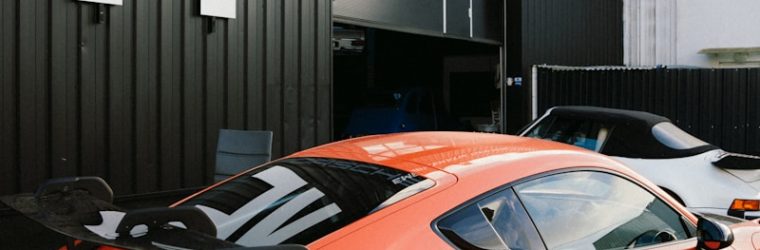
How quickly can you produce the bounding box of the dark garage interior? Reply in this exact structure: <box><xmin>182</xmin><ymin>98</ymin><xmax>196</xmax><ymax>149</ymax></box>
<box><xmin>333</xmin><ymin>24</ymin><xmax>501</xmax><ymax>138</ymax></box>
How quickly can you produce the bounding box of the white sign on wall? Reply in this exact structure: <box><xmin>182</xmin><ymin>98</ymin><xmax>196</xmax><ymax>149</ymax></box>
<box><xmin>78</xmin><ymin>0</ymin><xmax>122</xmax><ymax>6</ymax></box>
<box><xmin>201</xmin><ymin>0</ymin><xmax>237</xmax><ymax>19</ymax></box>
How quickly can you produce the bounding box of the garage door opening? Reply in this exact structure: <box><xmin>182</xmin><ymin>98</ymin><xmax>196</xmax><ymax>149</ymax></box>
<box><xmin>333</xmin><ymin>24</ymin><xmax>501</xmax><ymax>139</ymax></box>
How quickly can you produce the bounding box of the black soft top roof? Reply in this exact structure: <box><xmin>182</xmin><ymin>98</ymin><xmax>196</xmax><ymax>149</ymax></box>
<box><xmin>548</xmin><ymin>106</ymin><xmax>671</xmax><ymax>128</ymax></box>
<box><xmin>537</xmin><ymin>106</ymin><xmax>717</xmax><ymax>158</ymax></box>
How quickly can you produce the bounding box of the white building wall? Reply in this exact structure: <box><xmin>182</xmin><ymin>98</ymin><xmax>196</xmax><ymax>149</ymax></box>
<box><xmin>624</xmin><ymin>0</ymin><xmax>677</xmax><ymax>66</ymax></box>
<box><xmin>625</xmin><ymin>0</ymin><xmax>760</xmax><ymax>67</ymax></box>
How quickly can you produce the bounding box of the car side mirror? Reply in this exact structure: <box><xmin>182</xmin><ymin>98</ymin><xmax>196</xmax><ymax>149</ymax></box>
<box><xmin>696</xmin><ymin>215</ymin><xmax>734</xmax><ymax>250</ymax></box>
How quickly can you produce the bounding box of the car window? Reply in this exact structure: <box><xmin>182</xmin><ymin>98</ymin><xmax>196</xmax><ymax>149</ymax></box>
<box><xmin>437</xmin><ymin>188</ymin><xmax>546</xmax><ymax>250</ymax></box>
<box><xmin>651</xmin><ymin>122</ymin><xmax>709</xmax><ymax>150</ymax></box>
<box><xmin>180</xmin><ymin>157</ymin><xmax>434</xmax><ymax>247</ymax></box>
<box><xmin>514</xmin><ymin>171</ymin><xmax>694</xmax><ymax>250</ymax></box>
<box><xmin>523</xmin><ymin>116</ymin><xmax>556</xmax><ymax>138</ymax></box>
<box><xmin>524</xmin><ymin>117</ymin><xmax>613</xmax><ymax>152</ymax></box>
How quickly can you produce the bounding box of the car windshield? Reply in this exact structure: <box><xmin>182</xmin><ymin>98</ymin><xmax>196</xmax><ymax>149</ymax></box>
<box><xmin>179</xmin><ymin>157</ymin><xmax>433</xmax><ymax>247</ymax></box>
<box><xmin>651</xmin><ymin>122</ymin><xmax>709</xmax><ymax>150</ymax></box>
<box><xmin>523</xmin><ymin>116</ymin><xmax>613</xmax><ymax>152</ymax></box>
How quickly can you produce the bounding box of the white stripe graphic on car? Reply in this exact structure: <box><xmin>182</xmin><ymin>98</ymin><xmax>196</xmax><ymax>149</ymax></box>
<box><xmin>195</xmin><ymin>166</ymin><xmax>341</xmax><ymax>245</ymax></box>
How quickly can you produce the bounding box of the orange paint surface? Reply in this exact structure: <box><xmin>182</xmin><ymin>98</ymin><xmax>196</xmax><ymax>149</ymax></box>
<box><xmin>173</xmin><ymin>132</ymin><xmax>712</xmax><ymax>249</ymax></box>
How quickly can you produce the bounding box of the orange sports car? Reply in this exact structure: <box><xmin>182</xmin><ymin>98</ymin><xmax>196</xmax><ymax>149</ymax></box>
<box><xmin>4</xmin><ymin>132</ymin><xmax>760</xmax><ymax>249</ymax></box>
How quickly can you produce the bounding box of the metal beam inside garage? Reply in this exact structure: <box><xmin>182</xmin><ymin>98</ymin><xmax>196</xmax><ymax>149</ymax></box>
<box><xmin>333</xmin><ymin>0</ymin><xmax>503</xmax><ymax>45</ymax></box>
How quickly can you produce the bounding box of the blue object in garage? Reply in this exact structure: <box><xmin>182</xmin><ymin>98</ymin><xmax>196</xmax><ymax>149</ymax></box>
<box><xmin>343</xmin><ymin>88</ymin><xmax>436</xmax><ymax>137</ymax></box>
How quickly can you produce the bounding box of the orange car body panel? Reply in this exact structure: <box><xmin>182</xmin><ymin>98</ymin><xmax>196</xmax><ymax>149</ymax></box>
<box><xmin>728</xmin><ymin>219</ymin><xmax>760</xmax><ymax>250</ymax></box>
<box><xmin>172</xmin><ymin>132</ymin><xmax>752</xmax><ymax>249</ymax></box>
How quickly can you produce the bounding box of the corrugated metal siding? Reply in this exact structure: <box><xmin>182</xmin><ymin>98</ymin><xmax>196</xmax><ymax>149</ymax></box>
<box><xmin>536</xmin><ymin>67</ymin><xmax>760</xmax><ymax>155</ymax></box>
<box><xmin>504</xmin><ymin>0</ymin><xmax>623</xmax><ymax>132</ymax></box>
<box><xmin>521</xmin><ymin>0</ymin><xmax>623</xmax><ymax>68</ymax></box>
<box><xmin>0</xmin><ymin>0</ymin><xmax>332</xmax><ymax>195</ymax></box>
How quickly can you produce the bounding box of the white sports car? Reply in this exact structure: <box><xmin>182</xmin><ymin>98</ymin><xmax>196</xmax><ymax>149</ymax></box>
<box><xmin>519</xmin><ymin>106</ymin><xmax>760</xmax><ymax>219</ymax></box>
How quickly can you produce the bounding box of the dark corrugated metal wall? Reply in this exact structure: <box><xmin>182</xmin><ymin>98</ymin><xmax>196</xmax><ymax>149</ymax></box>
<box><xmin>536</xmin><ymin>67</ymin><xmax>760</xmax><ymax>155</ymax></box>
<box><xmin>521</xmin><ymin>0</ymin><xmax>623</xmax><ymax>68</ymax></box>
<box><xmin>0</xmin><ymin>0</ymin><xmax>332</xmax><ymax>195</ymax></box>
<box><xmin>504</xmin><ymin>0</ymin><xmax>623</xmax><ymax>132</ymax></box>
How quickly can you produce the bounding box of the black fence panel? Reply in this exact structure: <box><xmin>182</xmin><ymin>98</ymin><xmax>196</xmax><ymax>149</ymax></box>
<box><xmin>536</xmin><ymin>66</ymin><xmax>760</xmax><ymax>155</ymax></box>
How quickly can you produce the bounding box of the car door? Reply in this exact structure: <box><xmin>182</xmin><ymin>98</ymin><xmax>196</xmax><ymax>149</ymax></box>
<box><xmin>435</xmin><ymin>170</ymin><xmax>699</xmax><ymax>249</ymax></box>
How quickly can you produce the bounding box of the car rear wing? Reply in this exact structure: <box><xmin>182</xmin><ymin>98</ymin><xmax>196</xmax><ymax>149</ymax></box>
<box><xmin>0</xmin><ymin>176</ymin><xmax>240</xmax><ymax>250</ymax></box>
<box><xmin>713</xmin><ymin>152</ymin><xmax>760</xmax><ymax>170</ymax></box>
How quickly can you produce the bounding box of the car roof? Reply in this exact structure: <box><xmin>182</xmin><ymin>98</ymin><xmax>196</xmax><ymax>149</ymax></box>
<box><xmin>532</xmin><ymin>106</ymin><xmax>718</xmax><ymax>158</ymax></box>
<box><xmin>548</xmin><ymin>106</ymin><xmax>671</xmax><ymax>127</ymax></box>
<box><xmin>292</xmin><ymin>132</ymin><xmax>699</xmax><ymax>248</ymax></box>
<box><xmin>289</xmin><ymin>131</ymin><xmax>619</xmax><ymax>178</ymax></box>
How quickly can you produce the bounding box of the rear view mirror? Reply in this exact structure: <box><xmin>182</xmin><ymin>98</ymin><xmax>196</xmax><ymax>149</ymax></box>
<box><xmin>696</xmin><ymin>215</ymin><xmax>734</xmax><ymax>250</ymax></box>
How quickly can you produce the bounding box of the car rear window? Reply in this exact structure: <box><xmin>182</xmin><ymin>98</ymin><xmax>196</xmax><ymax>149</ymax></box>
<box><xmin>651</xmin><ymin>122</ymin><xmax>709</xmax><ymax>150</ymax></box>
<box><xmin>180</xmin><ymin>157</ymin><xmax>433</xmax><ymax>247</ymax></box>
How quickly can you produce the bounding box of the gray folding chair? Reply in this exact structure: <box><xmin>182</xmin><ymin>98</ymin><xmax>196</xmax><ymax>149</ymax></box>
<box><xmin>215</xmin><ymin>129</ymin><xmax>273</xmax><ymax>182</ymax></box>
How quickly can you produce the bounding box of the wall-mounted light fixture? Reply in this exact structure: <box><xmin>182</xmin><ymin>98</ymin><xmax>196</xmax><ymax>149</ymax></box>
<box><xmin>201</xmin><ymin>0</ymin><xmax>236</xmax><ymax>34</ymax></box>
<box><xmin>78</xmin><ymin>0</ymin><xmax>122</xmax><ymax>24</ymax></box>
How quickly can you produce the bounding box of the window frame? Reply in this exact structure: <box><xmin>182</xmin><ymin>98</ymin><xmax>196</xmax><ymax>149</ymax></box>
<box><xmin>431</xmin><ymin>167</ymin><xmax>697</xmax><ymax>250</ymax></box>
